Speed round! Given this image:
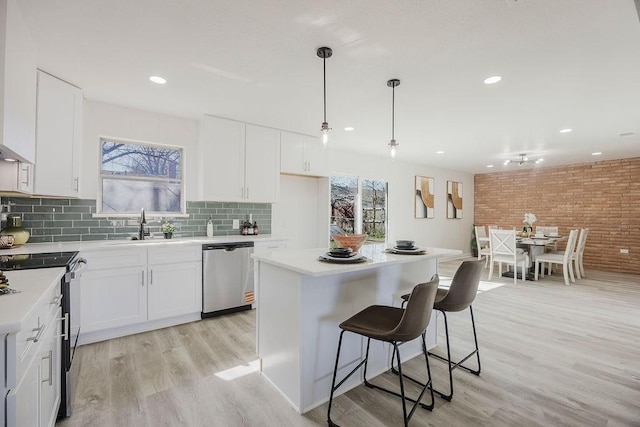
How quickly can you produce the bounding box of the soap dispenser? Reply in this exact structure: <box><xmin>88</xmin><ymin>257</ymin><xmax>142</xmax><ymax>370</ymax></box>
<box><xmin>206</xmin><ymin>216</ymin><xmax>214</xmax><ymax>238</ymax></box>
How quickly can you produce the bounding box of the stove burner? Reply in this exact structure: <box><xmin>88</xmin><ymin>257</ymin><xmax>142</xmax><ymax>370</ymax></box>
<box><xmin>0</xmin><ymin>252</ymin><xmax>79</xmax><ymax>271</ymax></box>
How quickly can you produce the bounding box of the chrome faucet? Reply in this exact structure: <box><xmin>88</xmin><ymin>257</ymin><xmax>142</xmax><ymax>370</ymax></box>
<box><xmin>138</xmin><ymin>208</ymin><xmax>147</xmax><ymax>240</ymax></box>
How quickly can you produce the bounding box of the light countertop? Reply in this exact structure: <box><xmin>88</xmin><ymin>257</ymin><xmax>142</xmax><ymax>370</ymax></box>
<box><xmin>0</xmin><ymin>234</ymin><xmax>288</xmax><ymax>255</ymax></box>
<box><xmin>0</xmin><ymin>268</ymin><xmax>65</xmax><ymax>335</ymax></box>
<box><xmin>252</xmin><ymin>244</ymin><xmax>461</xmax><ymax>277</ymax></box>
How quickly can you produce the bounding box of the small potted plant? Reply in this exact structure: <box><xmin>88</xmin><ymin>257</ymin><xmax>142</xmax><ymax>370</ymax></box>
<box><xmin>161</xmin><ymin>222</ymin><xmax>175</xmax><ymax>239</ymax></box>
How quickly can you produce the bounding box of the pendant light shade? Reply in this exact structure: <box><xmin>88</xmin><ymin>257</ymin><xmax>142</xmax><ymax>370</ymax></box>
<box><xmin>387</xmin><ymin>79</ymin><xmax>400</xmax><ymax>159</ymax></box>
<box><xmin>317</xmin><ymin>47</ymin><xmax>333</xmax><ymax>146</ymax></box>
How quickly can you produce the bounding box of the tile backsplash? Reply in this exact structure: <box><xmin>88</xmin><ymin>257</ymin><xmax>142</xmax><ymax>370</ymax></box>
<box><xmin>0</xmin><ymin>197</ymin><xmax>271</xmax><ymax>243</ymax></box>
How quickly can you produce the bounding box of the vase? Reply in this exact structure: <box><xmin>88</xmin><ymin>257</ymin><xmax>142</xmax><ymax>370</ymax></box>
<box><xmin>164</xmin><ymin>232</ymin><xmax>173</xmax><ymax>239</ymax></box>
<box><xmin>0</xmin><ymin>214</ymin><xmax>30</xmax><ymax>245</ymax></box>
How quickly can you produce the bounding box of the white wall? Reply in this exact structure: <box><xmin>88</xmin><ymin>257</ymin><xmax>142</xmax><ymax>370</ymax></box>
<box><xmin>81</xmin><ymin>100</ymin><xmax>199</xmax><ymax>200</ymax></box>
<box><xmin>328</xmin><ymin>148</ymin><xmax>474</xmax><ymax>254</ymax></box>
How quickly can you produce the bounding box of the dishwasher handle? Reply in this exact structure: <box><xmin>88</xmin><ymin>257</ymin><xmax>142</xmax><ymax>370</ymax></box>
<box><xmin>202</xmin><ymin>242</ymin><xmax>255</xmax><ymax>251</ymax></box>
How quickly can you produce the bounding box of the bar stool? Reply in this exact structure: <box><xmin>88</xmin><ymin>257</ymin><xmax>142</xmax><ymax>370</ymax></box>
<box><xmin>395</xmin><ymin>260</ymin><xmax>484</xmax><ymax>401</ymax></box>
<box><xmin>327</xmin><ymin>276</ymin><xmax>440</xmax><ymax>427</ymax></box>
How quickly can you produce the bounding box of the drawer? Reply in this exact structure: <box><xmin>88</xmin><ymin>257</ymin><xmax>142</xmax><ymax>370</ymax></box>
<box><xmin>6</xmin><ymin>284</ymin><xmax>62</xmax><ymax>390</ymax></box>
<box><xmin>148</xmin><ymin>244</ymin><xmax>201</xmax><ymax>265</ymax></box>
<box><xmin>80</xmin><ymin>247</ymin><xmax>147</xmax><ymax>270</ymax></box>
<box><xmin>254</xmin><ymin>240</ymin><xmax>288</xmax><ymax>253</ymax></box>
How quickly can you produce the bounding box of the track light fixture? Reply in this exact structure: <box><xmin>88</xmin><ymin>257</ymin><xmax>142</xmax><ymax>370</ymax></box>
<box><xmin>387</xmin><ymin>79</ymin><xmax>400</xmax><ymax>159</ymax></box>
<box><xmin>317</xmin><ymin>47</ymin><xmax>333</xmax><ymax>146</ymax></box>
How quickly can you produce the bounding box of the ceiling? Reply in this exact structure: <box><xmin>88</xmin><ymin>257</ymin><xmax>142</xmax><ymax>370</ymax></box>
<box><xmin>16</xmin><ymin>0</ymin><xmax>640</xmax><ymax>174</ymax></box>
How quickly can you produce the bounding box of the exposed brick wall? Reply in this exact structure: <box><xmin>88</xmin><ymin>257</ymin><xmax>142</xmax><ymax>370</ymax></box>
<box><xmin>474</xmin><ymin>158</ymin><xmax>640</xmax><ymax>275</ymax></box>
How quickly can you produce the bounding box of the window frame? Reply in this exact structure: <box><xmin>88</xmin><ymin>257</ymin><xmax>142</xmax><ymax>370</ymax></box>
<box><xmin>95</xmin><ymin>136</ymin><xmax>188</xmax><ymax>218</ymax></box>
<box><xmin>329</xmin><ymin>174</ymin><xmax>389</xmax><ymax>244</ymax></box>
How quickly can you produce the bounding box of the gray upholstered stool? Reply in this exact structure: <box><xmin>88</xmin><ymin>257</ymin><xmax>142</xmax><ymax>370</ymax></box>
<box><xmin>396</xmin><ymin>260</ymin><xmax>483</xmax><ymax>401</ymax></box>
<box><xmin>327</xmin><ymin>276</ymin><xmax>440</xmax><ymax>427</ymax></box>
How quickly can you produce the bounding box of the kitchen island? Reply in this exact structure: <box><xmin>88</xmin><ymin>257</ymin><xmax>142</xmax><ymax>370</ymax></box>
<box><xmin>252</xmin><ymin>244</ymin><xmax>460</xmax><ymax>414</ymax></box>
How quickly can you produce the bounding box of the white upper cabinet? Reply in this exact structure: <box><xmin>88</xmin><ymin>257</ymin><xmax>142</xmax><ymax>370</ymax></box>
<box><xmin>280</xmin><ymin>130</ymin><xmax>327</xmax><ymax>176</ymax></box>
<box><xmin>244</xmin><ymin>123</ymin><xmax>280</xmax><ymax>202</ymax></box>
<box><xmin>0</xmin><ymin>161</ymin><xmax>33</xmax><ymax>193</ymax></box>
<box><xmin>34</xmin><ymin>71</ymin><xmax>83</xmax><ymax>198</ymax></box>
<box><xmin>200</xmin><ymin>115</ymin><xmax>279</xmax><ymax>202</ymax></box>
<box><xmin>0</xmin><ymin>0</ymin><xmax>37</xmax><ymax>163</ymax></box>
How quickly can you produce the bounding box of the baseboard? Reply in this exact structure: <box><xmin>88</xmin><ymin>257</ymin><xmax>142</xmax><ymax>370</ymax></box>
<box><xmin>77</xmin><ymin>312</ymin><xmax>201</xmax><ymax>345</ymax></box>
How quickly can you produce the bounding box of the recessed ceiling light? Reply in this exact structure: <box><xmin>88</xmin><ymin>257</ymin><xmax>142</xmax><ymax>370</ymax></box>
<box><xmin>344</xmin><ymin>127</ymin><xmax>354</xmax><ymax>131</ymax></box>
<box><xmin>3</xmin><ymin>158</ymin><xmax>17</xmax><ymax>162</ymax></box>
<box><xmin>436</xmin><ymin>150</ymin><xmax>444</xmax><ymax>154</ymax></box>
<box><xmin>559</xmin><ymin>128</ymin><xmax>572</xmax><ymax>133</ymax></box>
<box><xmin>535</xmin><ymin>158</ymin><xmax>544</xmax><ymax>163</ymax></box>
<box><xmin>483</xmin><ymin>75</ymin><xmax>502</xmax><ymax>85</ymax></box>
<box><xmin>592</xmin><ymin>152</ymin><xmax>602</xmax><ymax>156</ymax></box>
<box><xmin>149</xmin><ymin>75</ymin><xmax>167</xmax><ymax>84</ymax></box>
<box><xmin>486</xmin><ymin>165</ymin><xmax>494</xmax><ymax>168</ymax></box>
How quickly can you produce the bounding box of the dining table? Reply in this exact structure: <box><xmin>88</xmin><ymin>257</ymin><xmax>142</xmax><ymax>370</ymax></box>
<box><xmin>508</xmin><ymin>234</ymin><xmax>565</xmax><ymax>280</ymax></box>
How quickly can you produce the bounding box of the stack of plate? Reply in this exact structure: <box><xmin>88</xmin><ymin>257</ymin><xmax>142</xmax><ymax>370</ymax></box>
<box><xmin>385</xmin><ymin>240</ymin><xmax>426</xmax><ymax>255</ymax></box>
<box><xmin>318</xmin><ymin>248</ymin><xmax>368</xmax><ymax>264</ymax></box>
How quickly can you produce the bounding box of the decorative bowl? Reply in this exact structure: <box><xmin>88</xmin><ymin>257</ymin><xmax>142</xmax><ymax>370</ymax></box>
<box><xmin>331</xmin><ymin>234</ymin><xmax>367</xmax><ymax>253</ymax></box>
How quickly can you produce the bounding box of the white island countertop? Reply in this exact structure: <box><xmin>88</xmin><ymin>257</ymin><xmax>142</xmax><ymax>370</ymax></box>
<box><xmin>0</xmin><ymin>268</ymin><xmax>65</xmax><ymax>335</ymax></box>
<box><xmin>252</xmin><ymin>243</ymin><xmax>461</xmax><ymax>277</ymax></box>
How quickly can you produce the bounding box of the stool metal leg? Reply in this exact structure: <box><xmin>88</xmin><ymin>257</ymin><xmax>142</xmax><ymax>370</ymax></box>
<box><xmin>364</xmin><ymin>333</ymin><xmax>434</xmax><ymax>425</ymax></box>
<box><xmin>327</xmin><ymin>331</ymin><xmax>371</xmax><ymax>427</ymax></box>
<box><xmin>428</xmin><ymin>305</ymin><xmax>481</xmax><ymax>401</ymax></box>
<box><xmin>329</xmin><ymin>331</ymin><xmax>434</xmax><ymax>427</ymax></box>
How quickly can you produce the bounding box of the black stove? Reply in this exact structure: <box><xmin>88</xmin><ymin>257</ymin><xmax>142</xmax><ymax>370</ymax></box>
<box><xmin>0</xmin><ymin>251</ymin><xmax>79</xmax><ymax>270</ymax></box>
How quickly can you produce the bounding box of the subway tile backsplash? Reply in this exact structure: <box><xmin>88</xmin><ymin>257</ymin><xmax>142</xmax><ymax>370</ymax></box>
<box><xmin>0</xmin><ymin>197</ymin><xmax>271</xmax><ymax>243</ymax></box>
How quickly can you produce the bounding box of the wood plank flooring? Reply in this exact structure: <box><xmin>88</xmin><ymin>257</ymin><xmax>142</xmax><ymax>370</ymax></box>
<box><xmin>57</xmin><ymin>259</ymin><xmax>640</xmax><ymax>426</ymax></box>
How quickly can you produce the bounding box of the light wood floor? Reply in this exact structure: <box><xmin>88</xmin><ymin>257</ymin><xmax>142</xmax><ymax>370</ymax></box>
<box><xmin>57</xmin><ymin>259</ymin><xmax>640</xmax><ymax>426</ymax></box>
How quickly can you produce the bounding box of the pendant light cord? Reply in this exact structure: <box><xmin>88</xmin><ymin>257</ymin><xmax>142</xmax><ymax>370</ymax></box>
<box><xmin>323</xmin><ymin>57</ymin><xmax>327</xmax><ymax>122</ymax></box>
<box><xmin>391</xmin><ymin>84</ymin><xmax>395</xmax><ymax>140</ymax></box>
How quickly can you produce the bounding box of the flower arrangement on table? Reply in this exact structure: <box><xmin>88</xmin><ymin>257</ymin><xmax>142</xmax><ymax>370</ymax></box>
<box><xmin>522</xmin><ymin>213</ymin><xmax>537</xmax><ymax>235</ymax></box>
<box><xmin>161</xmin><ymin>222</ymin><xmax>175</xmax><ymax>238</ymax></box>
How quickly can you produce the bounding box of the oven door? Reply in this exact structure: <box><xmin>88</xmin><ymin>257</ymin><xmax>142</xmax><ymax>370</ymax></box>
<box><xmin>68</xmin><ymin>257</ymin><xmax>87</xmax><ymax>365</ymax></box>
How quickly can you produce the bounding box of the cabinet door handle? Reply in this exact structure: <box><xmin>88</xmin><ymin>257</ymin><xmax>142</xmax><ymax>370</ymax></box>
<box><xmin>21</xmin><ymin>165</ymin><xmax>30</xmax><ymax>186</ymax></box>
<box><xmin>56</xmin><ymin>312</ymin><xmax>69</xmax><ymax>341</ymax></box>
<box><xmin>246</xmin><ymin>187</ymin><xmax>249</xmax><ymax>199</ymax></box>
<box><xmin>141</xmin><ymin>271</ymin><xmax>145</xmax><ymax>287</ymax></box>
<box><xmin>27</xmin><ymin>324</ymin><xmax>45</xmax><ymax>342</ymax></box>
<box><xmin>150</xmin><ymin>269</ymin><xmax>153</xmax><ymax>285</ymax></box>
<box><xmin>41</xmin><ymin>350</ymin><xmax>53</xmax><ymax>386</ymax></box>
<box><xmin>74</xmin><ymin>177</ymin><xmax>79</xmax><ymax>192</ymax></box>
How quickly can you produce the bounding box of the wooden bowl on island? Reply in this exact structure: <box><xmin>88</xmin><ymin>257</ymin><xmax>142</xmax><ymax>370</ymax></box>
<box><xmin>331</xmin><ymin>234</ymin><xmax>367</xmax><ymax>253</ymax></box>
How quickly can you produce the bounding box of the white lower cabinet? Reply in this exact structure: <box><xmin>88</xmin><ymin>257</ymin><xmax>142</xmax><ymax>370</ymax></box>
<box><xmin>80</xmin><ymin>266</ymin><xmax>147</xmax><ymax>333</ymax></box>
<box><xmin>5</xmin><ymin>286</ymin><xmax>62</xmax><ymax>427</ymax></box>
<box><xmin>79</xmin><ymin>244</ymin><xmax>202</xmax><ymax>343</ymax></box>
<box><xmin>148</xmin><ymin>261</ymin><xmax>201</xmax><ymax>320</ymax></box>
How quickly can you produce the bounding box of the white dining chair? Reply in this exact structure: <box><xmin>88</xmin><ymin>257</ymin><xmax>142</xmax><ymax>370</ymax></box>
<box><xmin>474</xmin><ymin>226</ymin><xmax>491</xmax><ymax>268</ymax></box>
<box><xmin>573</xmin><ymin>228</ymin><xmax>589</xmax><ymax>279</ymax></box>
<box><xmin>488</xmin><ymin>229</ymin><xmax>529</xmax><ymax>284</ymax></box>
<box><xmin>534</xmin><ymin>229</ymin><xmax>579</xmax><ymax>286</ymax></box>
<box><xmin>536</xmin><ymin>226</ymin><xmax>559</xmax><ymax>251</ymax></box>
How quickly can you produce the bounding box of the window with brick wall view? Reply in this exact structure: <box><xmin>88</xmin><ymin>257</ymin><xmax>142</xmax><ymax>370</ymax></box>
<box><xmin>99</xmin><ymin>139</ymin><xmax>184</xmax><ymax>215</ymax></box>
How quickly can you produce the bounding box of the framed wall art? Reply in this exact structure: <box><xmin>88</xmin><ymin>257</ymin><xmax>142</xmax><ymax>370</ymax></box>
<box><xmin>447</xmin><ymin>180</ymin><xmax>463</xmax><ymax>219</ymax></box>
<box><xmin>414</xmin><ymin>176</ymin><xmax>434</xmax><ymax>218</ymax></box>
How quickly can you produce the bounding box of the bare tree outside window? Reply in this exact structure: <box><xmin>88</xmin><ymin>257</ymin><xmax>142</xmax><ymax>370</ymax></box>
<box><xmin>99</xmin><ymin>139</ymin><xmax>184</xmax><ymax>214</ymax></box>
<box><xmin>330</xmin><ymin>176</ymin><xmax>388</xmax><ymax>245</ymax></box>
<box><xmin>362</xmin><ymin>179</ymin><xmax>387</xmax><ymax>241</ymax></box>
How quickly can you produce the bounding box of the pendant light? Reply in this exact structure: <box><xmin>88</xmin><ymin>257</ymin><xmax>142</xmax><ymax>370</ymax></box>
<box><xmin>387</xmin><ymin>79</ymin><xmax>400</xmax><ymax>159</ymax></box>
<box><xmin>317</xmin><ymin>47</ymin><xmax>333</xmax><ymax>146</ymax></box>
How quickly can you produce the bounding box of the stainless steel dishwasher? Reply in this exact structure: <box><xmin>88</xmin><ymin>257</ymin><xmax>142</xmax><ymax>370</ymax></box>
<box><xmin>202</xmin><ymin>241</ymin><xmax>254</xmax><ymax>318</ymax></box>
